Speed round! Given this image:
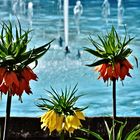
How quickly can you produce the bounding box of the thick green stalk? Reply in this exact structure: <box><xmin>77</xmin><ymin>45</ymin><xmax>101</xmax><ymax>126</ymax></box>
<box><xmin>112</xmin><ymin>79</ymin><xmax>116</xmax><ymax>140</ymax></box>
<box><xmin>3</xmin><ymin>93</ymin><xmax>12</xmax><ymax>140</ymax></box>
<box><xmin>60</xmin><ymin>132</ymin><xmax>64</xmax><ymax>140</ymax></box>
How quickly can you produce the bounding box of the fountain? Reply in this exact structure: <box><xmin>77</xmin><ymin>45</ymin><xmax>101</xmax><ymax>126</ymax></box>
<box><xmin>12</xmin><ymin>0</ymin><xmax>18</xmax><ymax>15</ymax></box>
<box><xmin>117</xmin><ymin>0</ymin><xmax>124</xmax><ymax>26</ymax></box>
<box><xmin>19</xmin><ymin>0</ymin><xmax>25</xmax><ymax>14</ymax></box>
<box><xmin>28</xmin><ymin>2</ymin><xmax>33</xmax><ymax>28</ymax></box>
<box><xmin>58</xmin><ymin>0</ymin><xmax>63</xmax><ymax>11</ymax></box>
<box><xmin>102</xmin><ymin>0</ymin><xmax>110</xmax><ymax>24</ymax></box>
<box><xmin>73</xmin><ymin>0</ymin><xmax>83</xmax><ymax>34</ymax></box>
<box><xmin>118</xmin><ymin>0</ymin><xmax>122</xmax><ymax>8</ymax></box>
<box><xmin>64</xmin><ymin>0</ymin><xmax>70</xmax><ymax>53</ymax></box>
<box><xmin>57</xmin><ymin>0</ymin><xmax>63</xmax><ymax>47</ymax></box>
<box><xmin>12</xmin><ymin>0</ymin><xmax>25</xmax><ymax>17</ymax></box>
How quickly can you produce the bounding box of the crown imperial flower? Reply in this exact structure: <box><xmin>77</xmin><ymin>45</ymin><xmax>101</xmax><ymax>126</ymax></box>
<box><xmin>95</xmin><ymin>59</ymin><xmax>133</xmax><ymax>82</ymax></box>
<box><xmin>85</xmin><ymin>26</ymin><xmax>137</xmax><ymax>82</ymax></box>
<box><xmin>0</xmin><ymin>20</ymin><xmax>53</xmax><ymax>99</ymax></box>
<box><xmin>37</xmin><ymin>85</ymin><xmax>86</xmax><ymax>135</ymax></box>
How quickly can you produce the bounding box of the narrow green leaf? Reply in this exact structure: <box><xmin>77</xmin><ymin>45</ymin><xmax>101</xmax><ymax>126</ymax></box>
<box><xmin>89</xmin><ymin>36</ymin><xmax>103</xmax><ymax>52</ymax></box>
<box><xmin>78</xmin><ymin>128</ymin><xmax>103</xmax><ymax>140</ymax></box>
<box><xmin>0</xmin><ymin>23</ymin><xmax>5</xmax><ymax>45</ymax></box>
<box><xmin>133</xmin><ymin>55</ymin><xmax>138</xmax><ymax>68</ymax></box>
<box><xmin>84</xmin><ymin>47</ymin><xmax>105</xmax><ymax>58</ymax></box>
<box><xmin>75</xmin><ymin>137</ymin><xmax>87</xmax><ymax>140</ymax></box>
<box><xmin>117</xmin><ymin>121</ymin><xmax>127</xmax><ymax>140</ymax></box>
<box><xmin>86</xmin><ymin>59</ymin><xmax>109</xmax><ymax>67</ymax></box>
<box><xmin>121</xmin><ymin>48</ymin><xmax>132</xmax><ymax>57</ymax></box>
<box><xmin>67</xmin><ymin>84</ymin><xmax>78</xmax><ymax>103</ymax></box>
<box><xmin>123</xmin><ymin>37</ymin><xmax>134</xmax><ymax>47</ymax></box>
<box><xmin>17</xmin><ymin>18</ymin><xmax>22</xmax><ymax>36</ymax></box>
<box><xmin>45</xmin><ymin>89</ymin><xmax>59</xmax><ymax>103</ymax></box>
<box><xmin>124</xmin><ymin>124</ymin><xmax>140</xmax><ymax>140</ymax></box>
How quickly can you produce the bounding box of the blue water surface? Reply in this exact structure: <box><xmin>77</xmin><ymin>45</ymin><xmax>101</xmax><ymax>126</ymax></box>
<box><xmin>0</xmin><ymin>0</ymin><xmax>140</xmax><ymax>117</ymax></box>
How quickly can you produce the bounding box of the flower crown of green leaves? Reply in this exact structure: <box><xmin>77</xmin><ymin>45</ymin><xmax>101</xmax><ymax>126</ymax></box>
<box><xmin>36</xmin><ymin>84</ymin><xmax>86</xmax><ymax>115</ymax></box>
<box><xmin>85</xmin><ymin>26</ymin><xmax>138</xmax><ymax>67</ymax></box>
<box><xmin>0</xmin><ymin>20</ymin><xmax>54</xmax><ymax>71</ymax></box>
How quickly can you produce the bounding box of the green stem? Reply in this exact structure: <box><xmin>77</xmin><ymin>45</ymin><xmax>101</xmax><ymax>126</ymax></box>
<box><xmin>3</xmin><ymin>92</ymin><xmax>12</xmax><ymax>140</ymax></box>
<box><xmin>112</xmin><ymin>79</ymin><xmax>116</xmax><ymax>140</ymax></box>
<box><xmin>60</xmin><ymin>132</ymin><xmax>64</xmax><ymax>140</ymax></box>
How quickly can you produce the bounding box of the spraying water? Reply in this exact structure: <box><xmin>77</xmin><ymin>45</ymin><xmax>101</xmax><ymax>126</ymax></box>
<box><xmin>117</xmin><ymin>0</ymin><xmax>124</xmax><ymax>26</ymax></box>
<box><xmin>12</xmin><ymin>0</ymin><xmax>18</xmax><ymax>15</ymax></box>
<box><xmin>102</xmin><ymin>0</ymin><xmax>110</xmax><ymax>24</ymax></box>
<box><xmin>118</xmin><ymin>0</ymin><xmax>122</xmax><ymax>8</ymax></box>
<box><xmin>28</xmin><ymin>2</ymin><xmax>33</xmax><ymax>28</ymax></box>
<box><xmin>12</xmin><ymin>0</ymin><xmax>25</xmax><ymax>17</ymax></box>
<box><xmin>58</xmin><ymin>0</ymin><xmax>63</xmax><ymax>11</ymax></box>
<box><xmin>64</xmin><ymin>0</ymin><xmax>69</xmax><ymax>49</ymax></box>
<box><xmin>73</xmin><ymin>0</ymin><xmax>83</xmax><ymax>34</ymax></box>
<box><xmin>19</xmin><ymin>0</ymin><xmax>25</xmax><ymax>14</ymax></box>
<box><xmin>57</xmin><ymin>0</ymin><xmax>63</xmax><ymax>47</ymax></box>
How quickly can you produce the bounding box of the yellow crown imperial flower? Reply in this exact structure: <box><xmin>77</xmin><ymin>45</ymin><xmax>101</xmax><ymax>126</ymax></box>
<box><xmin>74</xmin><ymin>110</ymin><xmax>85</xmax><ymax>120</ymax></box>
<box><xmin>65</xmin><ymin>114</ymin><xmax>82</xmax><ymax>133</ymax></box>
<box><xmin>56</xmin><ymin>114</ymin><xmax>64</xmax><ymax>132</ymax></box>
<box><xmin>37</xmin><ymin>85</ymin><xmax>86</xmax><ymax>136</ymax></box>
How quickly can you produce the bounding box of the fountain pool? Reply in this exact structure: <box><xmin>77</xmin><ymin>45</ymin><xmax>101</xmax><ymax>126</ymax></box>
<box><xmin>0</xmin><ymin>0</ymin><xmax>140</xmax><ymax>117</ymax></box>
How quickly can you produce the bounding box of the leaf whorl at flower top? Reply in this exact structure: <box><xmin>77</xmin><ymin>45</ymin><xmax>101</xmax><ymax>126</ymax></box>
<box><xmin>0</xmin><ymin>20</ymin><xmax>54</xmax><ymax>70</ymax></box>
<box><xmin>0</xmin><ymin>20</ymin><xmax>54</xmax><ymax>96</ymax></box>
<box><xmin>36</xmin><ymin>84</ymin><xmax>86</xmax><ymax>115</ymax></box>
<box><xmin>85</xmin><ymin>26</ymin><xmax>137</xmax><ymax>82</ymax></box>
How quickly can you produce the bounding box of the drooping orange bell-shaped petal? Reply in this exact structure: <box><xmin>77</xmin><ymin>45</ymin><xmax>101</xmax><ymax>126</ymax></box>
<box><xmin>0</xmin><ymin>67</ymin><xmax>6</xmax><ymax>76</ymax></box>
<box><xmin>21</xmin><ymin>67</ymin><xmax>37</xmax><ymax>81</ymax></box>
<box><xmin>122</xmin><ymin>59</ymin><xmax>133</xmax><ymax>69</ymax></box>
<box><xmin>11</xmin><ymin>77</ymin><xmax>32</xmax><ymax>96</ymax></box>
<box><xmin>11</xmin><ymin>83</ymin><xmax>18</xmax><ymax>95</ymax></box>
<box><xmin>0</xmin><ymin>67</ymin><xmax>6</xmax><ymax>84</ymax></box>
<box><xmin>107</xmin><ymin>65</ymin><xmax>113</xmax><ymax>77</ymax></box>
<box><xmin>3</xmin><ymin>71</ymin><xmax>14</xmax><ymax>87</ymax></box>
<box><xmin>119</xmin><ymin>66</ymin><xmax>129</xmax><ymax>80</ymax></box>
<box><xmin>114</xmin><ymin>62</ymin><xmax>120</xmax><ymax>77</ymax></box>
<box><xmin>100</xmin><ymin>64</ymin><xmax>108</xmax><ymax>77</ymax></box>
<box><xmin>10</xmin><ymin>71</ymin><xmax>19</xmax><ymax>87</ymax></box>
<box><xmin>16</xmin><ymin>78</ymin><xmax>26</xmax><ymax>95</ymax></box>
<box><xmin>0</xmin><ymin>83</ymin><xmax>8</xmax><ymax>94</ymax></box>
<box><xmin>103</xmin><ymin>72</ymin><xmax>109</xmax><ymax>82</ymax></box>
<box><xmin>24</xmin><ymin>84</ymin><xmax>32</xmax><ymax>94</ymax></box>
<box><xmin>94</xmin><ymin>65</ymin><xmax>102</xmax><ymax>72</ymax></box>
<box><xmin>3</xmin><ymin>71</ymin><xmax>19</xmax><ymax>87</ymax></box>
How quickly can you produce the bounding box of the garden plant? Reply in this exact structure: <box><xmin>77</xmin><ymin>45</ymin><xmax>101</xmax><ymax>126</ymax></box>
<box><xmin>0</xmin><ymin>19</ymin><xmax>139</xmax><ymax>140</ymax></box>
<box><xmin>0</xmin><ymin>20</ymin><xmax>54</xmax><ymax>140</ymax></box>
<box><xmin>84</xmin><ymin>26</ymin><xmax>138</xmax><ymax>140</ymax></box>
<box><xmin>76</xmin><ymin>120</ymin><xmax>140</xmax><ymax>140</ymax></box>
<box><xmin>37</xmin><ymin>84</ymin><xmax>86</xmax><ymax>140</ymax></box>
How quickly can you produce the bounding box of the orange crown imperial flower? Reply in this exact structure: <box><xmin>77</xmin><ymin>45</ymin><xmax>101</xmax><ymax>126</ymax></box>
<box><xmin>0</xmin><ymin>20</ymin><xmax>54</xmax><ymax>98</ymax></box>
<box><xmin>0</xmin><ymin>66</ymin><xmax>37</xmax><ymax>96</ymax></box>
<box><xmin>85</xmin><ymin>26</ymin><xmax>137</xmax><ymax>83</ymax></box>
<box><xmin>96</xmin><ymin>59</ymin><xmax>133</xmax><ymax>82</ymax></box>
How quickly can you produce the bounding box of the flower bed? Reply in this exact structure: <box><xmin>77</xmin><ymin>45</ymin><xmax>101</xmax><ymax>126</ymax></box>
<box><xmin>0</xmin><ymin>117</ymin><xmax>140</xmax><ymax>140</ymax></box>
